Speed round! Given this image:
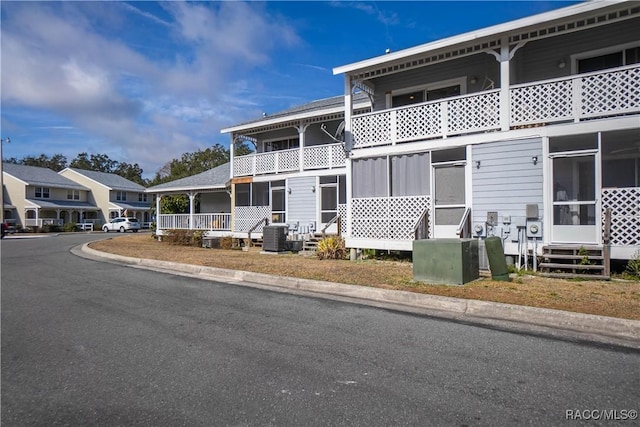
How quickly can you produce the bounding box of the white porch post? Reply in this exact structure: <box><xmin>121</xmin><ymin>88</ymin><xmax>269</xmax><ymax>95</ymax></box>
<box><xmin>188</xmin><ymin>192</ymin><xmax>197</xmax><ymax>230</ymax></box>
<box><xmin>229</xmin><ymin>135</ymin><xmax>235</xmax><ymax>180</ymax></box>
<box><xmin>499</xmin><ymin>36</ymin><xmax>510</xmax><ymax>132</ymax></box>
<box><xmin>344</xmin><ymin>75</ymin><xmax>353</xmax><ymax>240</ymax></box>
<box><xmin>296</xmin><ymin>121</ymin><xmax>309</xmax><ymax>172</ymax></box>
<box><xmin>156</xmin><ymin>194</ymin><xmax>162</xmax><ymax>231</ymax></box>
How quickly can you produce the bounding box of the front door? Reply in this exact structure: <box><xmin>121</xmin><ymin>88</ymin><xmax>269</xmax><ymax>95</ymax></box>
<box><xmin>433</xmin><ymin>163</ymin><xmax>466</xmax><ymax>238</ymax></box>
<box><xmin>551</xmin><ymin>153</ymin><xmax>598</xmax><ymax>243</ymax></box>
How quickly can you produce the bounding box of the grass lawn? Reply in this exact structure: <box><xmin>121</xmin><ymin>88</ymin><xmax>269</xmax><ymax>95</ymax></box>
<box><xmin>89</xmin><ymin>233</ymin><xmax>640</xmax><ymax>321</ymax></box>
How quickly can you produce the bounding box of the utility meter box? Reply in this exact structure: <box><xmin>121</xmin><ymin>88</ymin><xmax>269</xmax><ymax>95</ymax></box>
<box><xmin>413</xmin><ymin>239</ymin><xmax>479</xmax><ymax>285</ymax></box>
<box><xmin>526</xmin><ymin>221</ymin><xmax>543</xmax><ymax>238</ymax></box>
<box><xmin>472</xmin><ymin>222</ymin><xmax>486</xmax><ymax>237</ymax></box>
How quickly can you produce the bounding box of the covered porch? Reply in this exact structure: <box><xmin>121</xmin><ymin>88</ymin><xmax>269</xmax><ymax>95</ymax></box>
<box><xmin>24</xmin><ymin>199</ymin><xmax>100</xmax><ymax>230</ymax></box>
<box><xmin>146</xmin><ymin>163</ymin><xmax>232</xmax><ymax>237</ymax></box>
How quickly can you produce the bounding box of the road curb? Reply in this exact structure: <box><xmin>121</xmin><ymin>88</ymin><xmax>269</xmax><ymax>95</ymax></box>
<box><xmin>80</xmin><ymin>243</ymin><xmax>640</xmax><ymax>348</ymax></box>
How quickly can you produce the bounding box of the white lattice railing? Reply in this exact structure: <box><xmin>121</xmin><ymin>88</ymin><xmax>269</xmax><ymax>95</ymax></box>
<box><xmin>338</xmin><ymin>203</ymin><xmax>347</xmax><ymax>235</ymax></box>
<box><xmin>234</xmin><ymin>206</ymin><xmax>271</xmax><ymax>232</ymax></box>
<box><xmin>350</xmin><ymin>196</ymin><xmax>431</xmax><ymax>240</ymax></box>
<box><xmin>601</xmin><ymin>187</ymin><xmax>640</xmax><ymax>247</ymax></box>
<box><xmin>158</xmin><ymin>213</ymin><xmax>231</xmax><ymax>231</ymax></box>
<box><xmin>234</xmin><ymin>143</ymin><xmax>346</xmax><ymax>176</ymax></box>
<box><xmin>352</xmin><ymin>64</ymin><xmax>640</xmax><ymax>148</ymax></box>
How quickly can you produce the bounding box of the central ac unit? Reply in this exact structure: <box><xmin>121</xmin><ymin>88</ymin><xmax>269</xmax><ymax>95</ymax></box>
<box><xmin>262</xmin><ymin>225</ymin><xmax>288</xmax><ymax>252</ymax></box>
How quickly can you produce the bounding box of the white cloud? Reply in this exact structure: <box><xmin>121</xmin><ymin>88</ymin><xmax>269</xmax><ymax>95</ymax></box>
<box><xmin>0</xmin><ymin>1</ymin><xmax>300</xmax><ymax>177</ymax></box>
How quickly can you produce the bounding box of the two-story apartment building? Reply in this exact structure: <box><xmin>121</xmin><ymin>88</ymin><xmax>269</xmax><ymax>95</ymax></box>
<box><xmin>222</xmin><ymin>94</ymin><xmax>371</xmax><ymax>238</ymax></box>
<box><xmin>2</xmin><ymin>163</ymin><xmax>99</xmax><ymax>228</ymax></box>
<box><xmin>60</xmin><ymin>168</ymin><xmax>151</xmax><ymax>227</ymax></box>
<box><xmin>155</xmin><ymin>1</ymin><xmax>638</xmax><ymax>269</ymax></box>
<box><xmin>331</xmin><ymin>0</ymin><xmax>639</xmax><ymax>262</ymax></box>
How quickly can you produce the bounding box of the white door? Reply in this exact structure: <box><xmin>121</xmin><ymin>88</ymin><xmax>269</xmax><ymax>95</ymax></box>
<box><xmin>551</xmin><ymin>153</ymin><xmax>598</xmax><ymax>244</ymax></box>
<box><xmin>433</xmin><ymin>164</ymin><xmax>466</xmax><ymax>238</ymax></box>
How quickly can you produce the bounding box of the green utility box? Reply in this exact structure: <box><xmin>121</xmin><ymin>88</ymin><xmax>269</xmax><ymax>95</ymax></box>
<box><xmin>413</xmin><ymin>239</ymin><xmax>479</xmax><ymax>285</ymax></box>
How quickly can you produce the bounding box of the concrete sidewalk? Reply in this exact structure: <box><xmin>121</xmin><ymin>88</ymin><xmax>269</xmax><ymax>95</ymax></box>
<box><xmin>78</xmin><ymin>243</ymin><xmax>640</xmax><ymax>350</ymax></box>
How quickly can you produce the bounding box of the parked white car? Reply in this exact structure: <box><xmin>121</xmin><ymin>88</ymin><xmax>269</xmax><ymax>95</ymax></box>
<box><xmin>102</xmin><ymin>217</ymin><xmax>140</xmax><ymax>233</ymax></box>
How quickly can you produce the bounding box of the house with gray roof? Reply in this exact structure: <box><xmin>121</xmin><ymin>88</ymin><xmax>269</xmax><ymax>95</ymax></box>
<box><xmin>2</xmin><ymin>163</ymin><xmax>100</xmax><ymax>229</ymax></box>
<box><xmin>146</xmin><ymin>162</ymin><xmax>232</xmax><ymax>233</ymax></box>
<box><xmin>60</xmin><ymin>168</ymin><xmax>151</xmax><ymax>227</ymax></box>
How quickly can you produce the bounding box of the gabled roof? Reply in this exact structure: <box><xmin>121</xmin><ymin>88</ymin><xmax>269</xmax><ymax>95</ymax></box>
<box><xmin>333</xmin><ymin>0</ymin><xmax>636</xmax><ymax>77</ymax></box>
<box><xmin>221</xmin><ymin>93</ymin><xmax>371</xmax><ymax>135</ymax></box>
<box><xmin>3</xmin><ymin>163</ymin><xmax>88</xmax><ymax>190</ymax></box>
<box><xmin>146</xmin><ymin>162</ymin><xmax>230</xmax><ymax>193</ymax></box>
<box><xmin>62</xmin><ymin>168</ymin><xmax>146</xmax><ymax>192</ymax></box>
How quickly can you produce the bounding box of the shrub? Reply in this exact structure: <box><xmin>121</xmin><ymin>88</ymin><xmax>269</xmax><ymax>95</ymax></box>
<box><xmin>220</xmin><ymin>236</ymin><xmax>234</xmax><ymax>250</ymax></box>
<box><xmin>316</xmin><ymin>236</ymin><xmax>347</xmax><ymax>260</ymax></box>
<box><xmin>63</xmin><ymin>222</ymin><xmax>78</xmax><ymax>232</ymax></box>
<box><xmin>164</xmin><ymin>229</ymin><xmax>203</xmax><ymax>247</ymax></box>
<box><xmin>625</xmin><ymin>249</ymin><xmax>640</xmax><ymax>280</ymax></box>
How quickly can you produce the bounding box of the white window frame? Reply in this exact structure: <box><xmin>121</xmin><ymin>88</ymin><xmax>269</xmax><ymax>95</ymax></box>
<box><xmin>67</xmin><ymin>189</ymin><xmax>80</xmax><ymax>200</ymax></box>
<box><xmin>138</xmin><ymin>193</ymin><xmax>147</xmax><ymax>202</ymax></box>
<box><xmin>35</xmin><ymin>187</ymin><xmax>50</xmax><ymax>199</ymax></box>
<box><xmin>571</xmin><ymin>41</ymin><xmax>640</xmax><ymax>74</ymax></box>
<box><xmin>116</xmin><ymin>191</ymin><xmax>127</xmax><ymax>201</ymax></box>
<box><xmin>262</xmin><ymin>137</ymin><xmax>300</xmax><ymax>153</ymax></box>
<box><xmin>386</xmin><ymin>77</ymin><xmax>468</xmax><ymax>109</ymax></box>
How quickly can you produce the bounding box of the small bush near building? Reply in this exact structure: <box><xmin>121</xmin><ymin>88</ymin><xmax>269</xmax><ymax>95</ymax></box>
<box><xmin>64</xmin><ymin>222</ymin><xmax>79</xmax><ymax>232</ymax></box>
<box><xmin>624</xmin><ymin>250</ymin><xmax>640</xmax><ymax>280</ymax></box>
<box><xmin>317</xmin><ymin>236</ymin><xmax>347</xmax><ymax>260</ymax></box>
<box><xmin>164</xmin><ymin>229</ymin><xmax>204</xmax><ymax>247</ymax></box>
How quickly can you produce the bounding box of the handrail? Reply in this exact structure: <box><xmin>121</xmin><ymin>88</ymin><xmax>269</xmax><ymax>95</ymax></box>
<box><xmin>456</xmin><ymin>207</ymin><xmax>472</xmax><ymax>238</ymax></box>
<box><xmin>247</xmin><ymin>217</ymin><xmax>269</xmax><ymax>246</ymax></box>
<box><xmin>321</xmin><ymin>215</ymin><xmax>341</xmax><ymax>237</ymax></box>
<box><xmin>413</xmin><ymin>208</ymin><xmax>429</xmax><ymax>240</ymax></box>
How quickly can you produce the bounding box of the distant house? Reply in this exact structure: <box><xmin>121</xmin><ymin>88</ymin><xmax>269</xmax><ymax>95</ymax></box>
<box><xmin>146</xmin><ymin>162</ymin><xmax>231</xmax><ymax>233</ymax></box>
<box><xmin>59</xmin><ymin>168</ymin><xmax>151</xmax><ymax>227</ymax></box>
<box><xmin>2</xmin><ymin>163</ymin><xmax>99</xmax><ymax>229</ymax></box>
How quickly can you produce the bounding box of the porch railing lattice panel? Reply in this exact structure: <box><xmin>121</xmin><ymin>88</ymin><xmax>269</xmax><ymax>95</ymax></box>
<box><xmin>234</xmin><ymin>206</ymin><xmax>271</xmax><ymax>232</ymax></box>
<box><xmin>304</xmin><ymin>143</ymin><xmax>346</xmax><ymax>170</ymax></box>
<box><xmin>396</xmin><ymin>103</ymin><xmax>442</xmax><ymax>141</ymax></box>
<box><xmin>581</xmin><ymin>66</ymin><xmax>640</xmax><ymax>118</ymax></box>
<box><xmin>352</xmin><ymin>111</ymin><xmax>391</xmax><ymax>148</ymax></box>
<box><xmin>448</xmin><ymin>91</ymin><xmax>500</xmax><ymax>133</ymax></box>
<box><xmin>233</xmin><ymin>156</ymin><xmax>254</xmax><ymax>177</ymax></box>
<box><xmin>510</xmin><ymin>80</ymin><xmax>573</xmax><ymax>126</ymax></box>
<box><xmin>351</xmin><ymin>196</ymin><xmax>431</xmax><ymax>240</ymax></box>
<box><xmin>277</xmin><ymin>149</ymin><xmax>300</xmax><ymax>172</ymax></box>
<box><xmin>338</xmin><ymin>203</ymin><xmax>347</xmax><ymax>235</ymax></box>
<box><xmin>602</xmin><ymin>187</ymin><xmax>640</xmax><ymax>246</ymax></box>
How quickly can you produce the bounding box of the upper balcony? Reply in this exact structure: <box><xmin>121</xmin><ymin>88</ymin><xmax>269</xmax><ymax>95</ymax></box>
<box><xmin>351</xmin><ymin>65</ymin><xmax>639</xmax><ymax>149</ymax></box>
<box><xmin>233</xmin><ymin>142</ymin><xmax>347</xmax><ymax>177</ymax></box>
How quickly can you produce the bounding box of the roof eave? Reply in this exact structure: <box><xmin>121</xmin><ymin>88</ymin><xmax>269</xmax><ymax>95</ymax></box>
<box><xmin>333</xmin><ymin>0</ymin><xmax>626</xmax><ymax>76</ymax></box>
<box><xmin>220</xmin><ymin>101</ymin><xmax>371</xmax><ymax>134</ymax></box>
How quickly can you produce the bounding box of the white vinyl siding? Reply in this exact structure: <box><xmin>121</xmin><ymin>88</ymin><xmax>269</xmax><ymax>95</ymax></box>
<box><xmin>472</xmin><ymin>138</ymin><xmax>543</xmax><ymax>227</ymax></box>
<box><xmin>287</xmin><ymin>176</ymin><xmax>317</xmax><ymax>228</ymax></box>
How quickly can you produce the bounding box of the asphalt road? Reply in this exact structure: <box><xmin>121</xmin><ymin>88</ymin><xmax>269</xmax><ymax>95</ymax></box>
<box><xmin>2</xmin><ymin>234</ymin><xmax>639</xmax><ymax>426</ymax></box>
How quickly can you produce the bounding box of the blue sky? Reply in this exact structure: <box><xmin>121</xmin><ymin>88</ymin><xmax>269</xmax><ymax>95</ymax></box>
<box><xmin>1</xmin><ymin>1</ymin><xmax>578</xmax><ymax>178</ymax></box>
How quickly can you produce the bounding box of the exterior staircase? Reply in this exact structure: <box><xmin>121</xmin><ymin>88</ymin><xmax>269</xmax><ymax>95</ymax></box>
<box><xmin>539</xmin><ymin>244</ymin><xmax>610</xmax><ymax>280</ymax></box>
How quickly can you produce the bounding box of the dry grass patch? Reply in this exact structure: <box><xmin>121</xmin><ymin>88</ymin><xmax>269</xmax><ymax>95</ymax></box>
<box><xmin>89</xmin><ymin>234</ymin><xmax>640</xmax><ymax>320</ymax></box>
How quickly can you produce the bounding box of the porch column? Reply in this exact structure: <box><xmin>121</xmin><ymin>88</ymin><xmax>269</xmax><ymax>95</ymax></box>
<box><xmin>155</xmin><ymin>194</ymin><xmax>162</xmax><ymax>231</ymax></box>
<box><xmin>499</xmin><ymin>36</ymin><xmax>510</xmax><ymax>132</ymax></box>
<box><xmin>188</xmin><ymin>192</ymin><xmax>198</xmax><ymax>230</ymax></box>
<box><xmin>296</xmin><ymin>122</ymin><xmax>309</xmax><ymax>172</ymax></box>
<box><xmin>344</xmin><ymin>75</ymin><xmax>353</xmax><ymax>238</ymax></box>
<box><xmin>229</xmin><ymin>135</ymin><xmax>235</xmax><ymax>180</ymax></box>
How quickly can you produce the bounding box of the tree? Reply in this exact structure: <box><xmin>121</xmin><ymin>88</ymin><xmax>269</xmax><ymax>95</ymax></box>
<box><xmin>113</xmin><ymin>162</ymin><xmax>146</xmax><ymax>186</ymax></box>
<box><xmin>20</xmin><ymin>153</ymin><xmax>68</xmax><ymax>171</ymax></box>
<box><xmin>69</xmin><ymin>152</ymin><xmax>117</xmax><ymax>173</ymax></box>
<box><xmin>150</xmin><ymin>143</ymin><xmax>235</xmax><ymax>185</ymax></box>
